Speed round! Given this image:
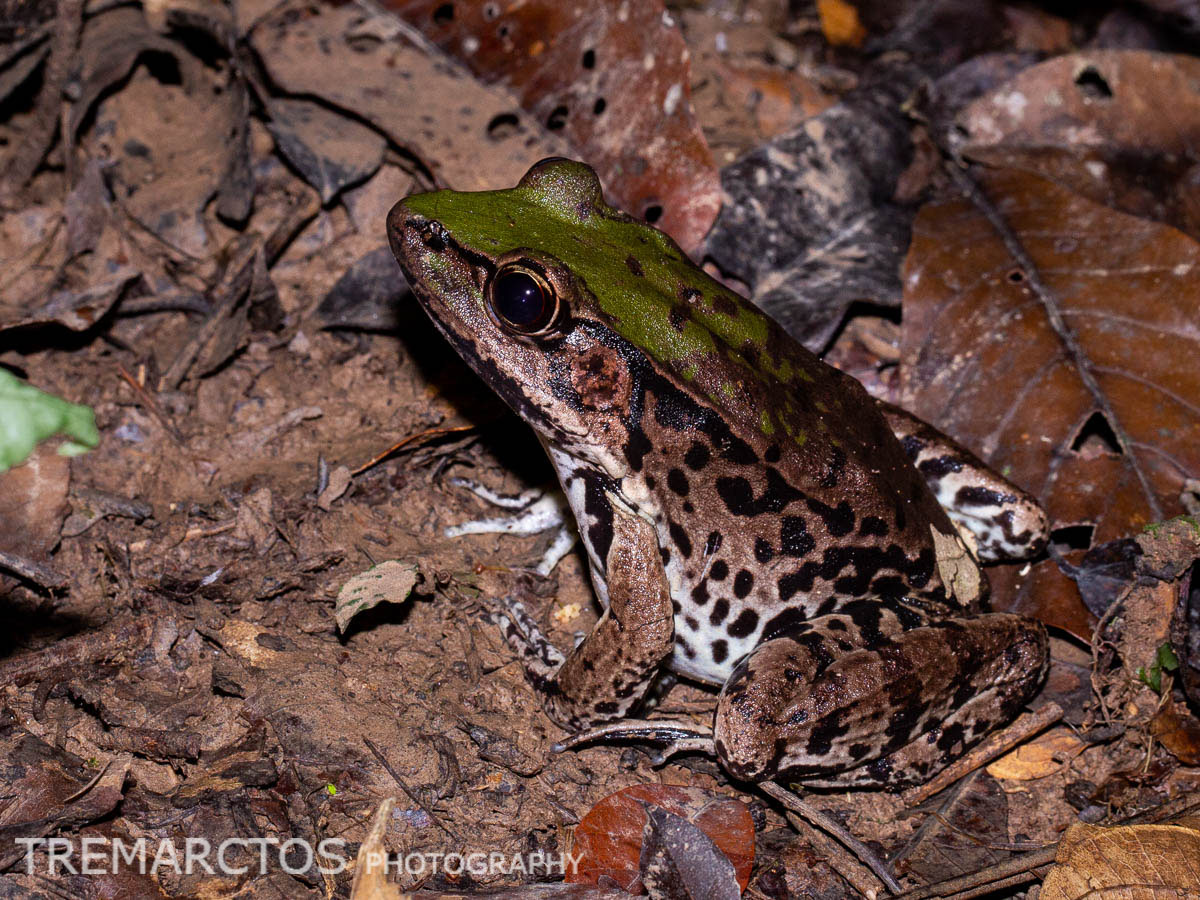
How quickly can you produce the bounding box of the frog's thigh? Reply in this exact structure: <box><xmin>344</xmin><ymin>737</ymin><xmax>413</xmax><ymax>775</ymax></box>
<box><xmin>877</xmin><ymin>401</ymin><xmax>1048</xmax><ymax>562</ymax></box>
<box><xmin>713</xmin><ymin>612</ymin><xmax>1047</xmax><ymax>786</ymax></box>
<box><xmin>544</xmin><ymin>501</ymin><xmax>675</xmax><ymax>730</ymax></box>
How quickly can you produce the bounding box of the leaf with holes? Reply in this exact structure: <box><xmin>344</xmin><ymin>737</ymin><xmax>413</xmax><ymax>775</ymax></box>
<box><xmin>959</xmin><ymin>51</ymin><xmax>1200</xmax><ymax>241</ymax></box>
<box><xmin>382</xmin><ymin>0</ymin><xmax>719</xmax><ymax>253</ymax></box>
<box><xmin>900</xmin><ymin>169</ymin><xmax>1200</xmax><ymax>639</ymax></box>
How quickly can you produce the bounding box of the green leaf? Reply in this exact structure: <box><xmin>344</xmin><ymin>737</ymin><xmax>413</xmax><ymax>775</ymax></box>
<box><xmin>1157</xmin><ymin>642</ymin><xmax>1179</xmax><ymax>673</ymax></box>
<box><xmin>325</xmin><ymin>783</ymin><xmax>337</xmax><ymax>796</ymax></box>
<box><xmin>0</xmin><ymin>369</ymin><xmax>99</xmax><ymax>472</ymax></box>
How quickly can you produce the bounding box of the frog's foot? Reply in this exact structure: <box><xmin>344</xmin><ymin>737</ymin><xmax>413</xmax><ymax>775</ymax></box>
<box><xmin>489</xmin><ymin>595</ymin><xmax>567</xmax><ymax>681</ymax></box>
<box><xmin>878</xmin><ymin>401</ymin><xmax>1049</xmax><ymax>561</ymax></box>
<box><xmin>553</xmin><ymin>719</ymin><xmax>715</xmax><ymax>764</ymax></box>
<box><xmin>713</xmin><ymin>609</ymin><xmax>1048</xmax><ymax>788</ymax></box>
<box><xmin>445</xmin><ymin>478</ymin><xmax>576</xmax><ymax>575</ymax></box>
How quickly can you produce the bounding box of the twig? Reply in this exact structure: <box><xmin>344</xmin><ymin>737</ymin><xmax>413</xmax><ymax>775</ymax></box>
<box><xmin>760</xmin><ymin>781</ymin><xmax>903</xmax><ymax>895</ymax></box>
<box><xmin>2</xmin><ymin>0</ymin><xmax>83</xmax><ymax>195</ymax></box>
<box><xmin>116</xmin><ymin>363</ymin><xmax>185</xmax><ymax>445</ymax></box>
<box><xmin>363</xmin><ymin>736</ymin><xmax>461</xmax><ymax>841</ymax></box>
<box><xmin>0</xmin><ymin>550</ymin><xmax>68</xmax><ymax>590</ymax></box>
<box><xmin>901</xmin><ymin>703</ymin><xmax>1063</xmax><ymax>806</ymax></box>
<box><xmin>352</xmin><ymin>424</ymin><xmax>478</xmax><ymax>475</ymax></box>
<box><xmin>895</xmin><ymin>847</ymin><xmax>1057</xmax><ymax>899</ymax></box>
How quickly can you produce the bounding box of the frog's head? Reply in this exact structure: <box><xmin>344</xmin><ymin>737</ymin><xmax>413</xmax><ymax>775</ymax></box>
<box><xmin>388</xmin><ymin>158</ymin><xmax>735</xmax><ymax>463</ymax></box>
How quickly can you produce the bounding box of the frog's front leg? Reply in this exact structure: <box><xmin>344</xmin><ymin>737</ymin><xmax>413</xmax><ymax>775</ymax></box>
<box><xmin>877</xmin><ymin>402</ymin><xmax>1048</xmax><ymax>562</ymax></box>
<box><xmin>498</xmin><ymin>496</ymin><xmax>675</xmax><ymax>730</ymax></box>
<box><xmin>713</xmin><ymin>603</ymin><xmax>1047</xmax><ymax>788</ymax></box>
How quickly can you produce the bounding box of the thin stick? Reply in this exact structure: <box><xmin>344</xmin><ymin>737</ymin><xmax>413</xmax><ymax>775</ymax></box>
<box><xmin>901</xmin><ymin>702</ymin><xmax>1063</xmax><ymax>806</ymax></box>
<box><xmin>363</xmin><ymin>736</ymin><xmax>461</xmax><ymax>841</ymax></box>
<box><xmin>760</xmin><ymin>781</ymin><xmax>903</xmax><ymax>895</ymax></box>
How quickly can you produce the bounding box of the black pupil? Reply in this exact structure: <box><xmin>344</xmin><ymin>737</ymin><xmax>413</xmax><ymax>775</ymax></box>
<box><xmin>493</xmin><ymin>271</ymin><xmax>547</xmax><ymax>329</ymax></box>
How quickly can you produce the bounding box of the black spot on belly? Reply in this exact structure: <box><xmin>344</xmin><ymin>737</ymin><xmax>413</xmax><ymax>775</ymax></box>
<box><xmin>777</xmin><ymin>571</ymin><xmax>806</xmax><ymax>603</ymax></box>
<box><xmin>625</xmin><ymin>254</ymin><xmax>644</xmax><ymax>277</ymax></box>
<box><xmin>684</xmin><ymin>615</ymin><xmax>698</xmax><ymax>631</ymax></box>
<box><xmin>691</xmin><ymin>580</ymin><xmax>710</xmax><ymax>605</ymax></box>
<box><xmin>733</xmin><ymin>569</ymin><xmax>754</xmax><ymax>598</ymax></box>
<box><xmin>709</xmin><ymin>598</ymin><xmax>730</xmax><ymax>625</ymax></box>
<box><xmin>684</xmin><ymin>441</ymin><xmax>711</xmax><ymax>470</ymax></box>
<box><xmin>711</xmin><ymin>639</ymin><xmax>728</xmax><ymax>664</ymax></box>
<box><xmin>583</xmin><ymin>476</ymin><xmax>614</xmax><ymax>562</ymax></box>
<box><xmin>762</xmin><ymin>607</ymin><xmax>807</xmax><ymax>641</ymax></box>
<box><xmin>806</xmin><ymin>498</ymin><xmax>855</xmax><ymax>537</ymax></box>
<box><xmin>645</xmin><ymin>475</ymin><xmax>657</xmax><ymax>489</ymax></box>
<box><xmin>754</xmin><ymin>538</ymin><xmax>775</xmax><ymax>562</ymax></box>
<box><xmin>624</xmin><ymin>428</ymin><xmax>652</xmax><ymax>471</ymax></box>
<box><xmin>676</xmin><ymin>636</ymin><xmax>696</xmax><ymax>659</ymax></box>
<box><xmin>705</xmin><ymin>531</ymin><xmax>722</xmax><ymax>555</ymax></box>
<box><xmin>667</xmin><ymin>468</ymin><xmax>690</xmax><ymax>496</ymax></box>
<box><xmin>728</xmin><ymin>609</ymin><xmax>759</xmax><ymax>639</ymax></box>
<box><xmin>660</xmin><ymin>545</ymin><xmax>671</xmax><ymax>564</ymax></box>
<box><xmin>781</xmin><ymin>516</ymin><xmax>815</xmax><ymax>557</ymax></box>
<box><xmin>859</xmin><ymin>516</ymin><xmax>889</xmax><ymax>537</ymax></box>
<box><xmin>668</xmin><ymin>520</ymin><xmax>692</xmax><ymax>558</ymax></box>
<box><xmin>710</xmin><ymin>559</ymin><xmax>729</xmax><ymax>581</ymax></box>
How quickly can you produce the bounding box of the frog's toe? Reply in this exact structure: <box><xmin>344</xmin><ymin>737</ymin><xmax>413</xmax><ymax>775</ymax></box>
<box><xmin>444</xmin><ymin>480</ymin><xmax>576</xmax><ymax>574</ymax></box>
<box><xmin>553</xmin><ymin>719</ymin><xmax>714</xmax><ymax>763</ymax></box>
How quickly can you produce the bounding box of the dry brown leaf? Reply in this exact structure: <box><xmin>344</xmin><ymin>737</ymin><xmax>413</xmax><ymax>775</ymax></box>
<box><xmin>901</xmin><ymin>169</ymin><xmax>1200</xmax><ymax>637</ymax></box>
<box><xmin>1150</xmin><ymin>696</ymin><xmax>1200</xmax><ymax>766</ymax></box>
<box><xmin>385</xmin><ymin>0</ymin><xmax>720</xmax><ymax>252</ymax></box>
<box><xmin>960</xmin><ymin>51</ymin><xmax>1200</xmax><ymax>240</ymax></box>
<box><xmin>985</xmin><ymin>727</ymin><xmax>1086</xmax><ymax>782</ymax></box>
<box><xmin>251</xmin><ymin>4</ymin><xmax>566</xmax><ymax>196</ymax></box>
<box><xmin>1040</xmin><ymin>821</ymin><xmax>1200</xmax><ymax>899</ymax></box>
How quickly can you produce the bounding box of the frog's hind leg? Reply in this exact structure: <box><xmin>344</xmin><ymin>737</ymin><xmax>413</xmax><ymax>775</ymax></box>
<box><xmin>712</xmin><ymin>604</ymin><xmax>1048</xmax><ymax>788</ymax></box>
<box><xmin>877</xmin><ymin>401</ymin><xmax>1048</xmax><ymax>562</ymax></box>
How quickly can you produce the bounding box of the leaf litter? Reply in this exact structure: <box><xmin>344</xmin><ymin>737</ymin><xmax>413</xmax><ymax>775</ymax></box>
<box><xmin>0</xmin><ymin>0</ymin><xmax>1199</xmax><ymax>896</ymax></box>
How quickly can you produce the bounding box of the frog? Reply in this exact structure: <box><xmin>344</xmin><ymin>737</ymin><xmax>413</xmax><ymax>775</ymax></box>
<box><xmin>386</xmin><ymin>158</ymin><xmax>1050</xmax><ymax>788</ymax></box>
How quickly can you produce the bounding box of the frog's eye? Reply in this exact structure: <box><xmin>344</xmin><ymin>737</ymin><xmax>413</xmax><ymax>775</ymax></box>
<box><xmin>486</xmin><ymin>264</ymin><xmax>560</xmax><ymax>336</ymax></box>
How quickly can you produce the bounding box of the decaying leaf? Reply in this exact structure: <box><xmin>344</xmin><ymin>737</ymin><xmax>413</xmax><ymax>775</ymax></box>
<box><xmin>901</xmin><ymin>169</ymin><xmax>1200</xmax><ymax>637</ymax></box>
<box><xmin>1150</xmin><ymin>695</ymin><xmax>1200</xmax><ymax>765</ymax></box>
<box><xmin>387</xmin><ymin>0</ymin><xmax>720</xmax><ymax>252</ymax></box>
<box><xmin>1040</xmin><ymin>821</ymin><xmax>1200</xmax><ymax>899</ymax></box>
<box><xmin>960</xmin><ymin>51</ymin><xmax>1200</xmax><ymax>240</ymax></box>
<box><xmin>706</xmin><ymin>78</ymin><xmax>915</xmax><ymax>349</ymax></box>
<box><xmin>265</xmin><ymin>98</ymin><xmax>385</xmax><ymax>204</ymax></box>
<box><xmin>335</xmin><ymin>560</ymin><xmax>423</xmax><ymax>632</ymax></box>
<box><xmin>567</xmin><ymin>783</ymin><xmax>754</xmax><ymax>893</ymax></box>
<box><xmin>250</xmin><ymin>4</ymin><xmax>566</xmax><ymax>196</ymax></box>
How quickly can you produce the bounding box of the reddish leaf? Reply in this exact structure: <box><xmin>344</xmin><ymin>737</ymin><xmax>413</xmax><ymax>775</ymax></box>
<box><xmin>1151</xmin><ymin>696</ymin><xmax>1200</xmax><ymax>766</ymax></box>
<box><xmin>568</xmin><ymin>784</ymin><xmax>754</xmax><ymax>893</ymax></box>
<box><xmin>959</xmin><ymin>52</ymin><xmax>1200</xmax><ymax>240</ymax></box>
<box><xmin>383</xmin><ymin>0</ymin><xmax>719</xmax><ymax>252</ymax></box>
<box><xmin>901</xmin><ymin>169</ymin><xmax>1200</xmax><ymax>638</ymax></box>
